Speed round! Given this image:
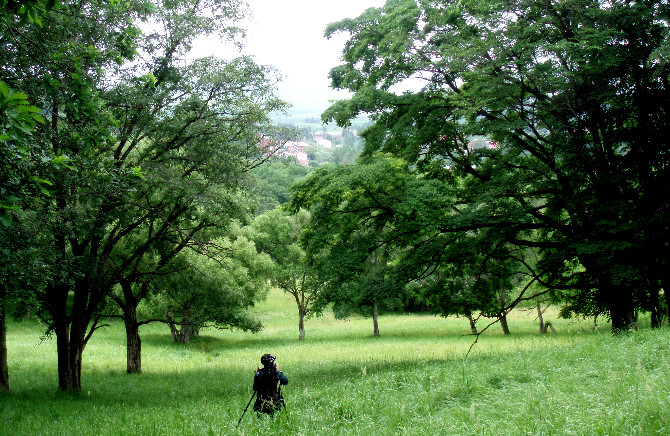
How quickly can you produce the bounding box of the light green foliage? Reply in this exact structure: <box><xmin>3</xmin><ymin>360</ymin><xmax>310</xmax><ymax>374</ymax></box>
<box><xmin>1</xmin><ymin>290</ymin><xmax>670</xmax><ymax>435</ymax></box>
<box><xmin>0</xmin><ymin>81</ymin><xmax>45</xmax><ymax>225</ymax></box>
<box><xmin>142</xmin><ymin>234</ymin><xmax>273</xmax><ymax>337</ymax></box>
<box><xmin>250</xmin><ymin>208</ymin><xmax>320</xmax><ymax>339</ymax></box>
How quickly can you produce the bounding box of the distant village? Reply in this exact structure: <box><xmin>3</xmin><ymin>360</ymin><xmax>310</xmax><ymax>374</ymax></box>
<box><xmin>261</xmin><ymin>127</ymin><xmax>502</xmax><ymax>168</ymax></box>
<box><xmin>263</xmin><ymin>128</ymin><xmax>363</xmax><ymax>167</ymax></box>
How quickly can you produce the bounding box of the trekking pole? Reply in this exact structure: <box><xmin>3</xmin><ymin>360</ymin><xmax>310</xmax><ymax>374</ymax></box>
<box><xmin>279</xmin><ymin>387</ymin><xmax>289</xmax><ymax>421</ymax></box>
<box><xmin>236</xmin><ymin>391</ymin><xmax>256</xmax><ymax>427</ymax></box>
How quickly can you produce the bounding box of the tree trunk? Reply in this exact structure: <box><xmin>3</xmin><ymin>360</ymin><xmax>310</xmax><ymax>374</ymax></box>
<box><xmin>180</xmin><ymin>324</ymin><xmax>196</xmax><ymax>344</ymax></box>
<box><xmin>124</xmin><ymin>310</ymin><xmax>141</xmax><ymax>374</ymax></box>
<box><xmin>55</xmin><ymin>325</ymin><xmax>85</xmax><ymax>392</ymax></box>
<box><xmin>0</xmin><ymin>301</ymin><xmax>9</xmax><ymax>391</ymax></box>
<box><xmin>608</xmin><ymin>284</ymin><xmax>637</xmax><ymax>333</ymax></box>
<box><xmin>119</xmin><ymin>281</ymin><xmax>142</xmax><ymax>373</ymax></box>
<box><xmin>47</xmin><ymin>281</ymin><xmax>81</xmax><ymax>391</ymax></box>
<box><xmin>537</xmin><ymin>303</ymin><xmax>546</xmax><ymax>334</ymax></box>
<box><xmin>466</xmin><ymin>313</ymin><xmax>477</xmax><ymax>335</ymax></box>
<box><xmin>51</xmin><ymin>278</ymin><xmax>99</xmax><ymax>392</ymax></box>
<box><xmin>55</xmin><ymin>322</ymin><xmax>74</xmax><ymax>390</ymax></box>
<box><xmin>298</xmin><ymin>305</ymin><xmax>305</xmax><ymax>341</ymax></box>
<box><xmin>169</xmin><ymin>322</ymin><xmax>179</xmax><ymax>342</ymax></box>
<box><xmin>372</xmin><ymin>301</ymin><xmax>380</xmax><ymax>337</ymax></box>
<box><xmin>650</xmin><ymin>287</ymin><xmax>662</xmax><ymax>328</ymax></box>
<box><xmin>169</xmin><ymin>319</ymin><xmax>196</xmax><ymax>344</ymax></box>
<box><xmin>499</xmin><ymin>312</ymin><xmax>510</xmax><ymax>335</ymax></box>
<box><xmin>65</xmin><ymin>309</ymin><xmax>89</xmax><ymax>392</ymax></box>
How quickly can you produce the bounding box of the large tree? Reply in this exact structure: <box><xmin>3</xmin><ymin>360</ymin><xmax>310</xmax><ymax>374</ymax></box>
<box><xmin>321</xmin><ymin>0</ymin><xmax>670</xmax><ymax>331</ymax></box>
<box><xmin>0</xmin><ymin>0</ymin><xmax>66</xmax><ymax>392</ymax></box>
<box><xmin>1</xmin><ymin>0</ymin><xmax>150</xmax><ymax>392</ymax></box>
<box><xmin>2</xmin><ymin>0</ymin><xmax>286</xmax><ymax>390</ymax></box>
<box><xmin>98</xmin><ymin>0</ymin><xmax>287</xmax><ymax>373</ymax></box>
<box><xmin>291</xmin><ymin>156</ymin><xmax>429</xmax><ymax>337</ymax></box>
<box><xmin>291</xmin><ymin>153</ymin><xmax>548</xmax><ymax>336</ymax></box>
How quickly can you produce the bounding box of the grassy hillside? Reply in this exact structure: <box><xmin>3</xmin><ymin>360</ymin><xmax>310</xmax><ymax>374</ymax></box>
<box><xmin>1</xmin><ymin>289</ymin><xmax>669</xmax><ymax>436</ymax></box>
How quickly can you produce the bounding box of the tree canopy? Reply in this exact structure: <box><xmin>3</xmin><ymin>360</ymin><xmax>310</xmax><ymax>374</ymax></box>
<box><xmin>1</xmin><ymin>0</ymin><xmax>286</xmax><ymax>390</ymax></box>
<box><xmin>315</xmin><ymin>0</ymin><xmax>670</xmax><ymax>331</ymax></box>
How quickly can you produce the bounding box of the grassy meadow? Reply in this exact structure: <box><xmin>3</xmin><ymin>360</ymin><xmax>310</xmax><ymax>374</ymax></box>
<box><xmin>1</xmin><ymin>289</ymin><xmax>670</xmax><ymax>436</ymax></box>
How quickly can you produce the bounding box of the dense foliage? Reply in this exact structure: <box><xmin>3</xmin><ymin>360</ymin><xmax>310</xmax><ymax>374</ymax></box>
<box><xmin>0</xmin><ymin>0</ymin><xmax>286</xmax><ymax>389</ymax></box>
<box><xmin>294</xmin><ymin>0</ymin><xmax>670</xmax><ymax>332</ymax></box>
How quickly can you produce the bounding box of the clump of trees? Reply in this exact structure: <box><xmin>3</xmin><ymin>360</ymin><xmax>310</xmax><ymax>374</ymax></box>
<box><xmin>291</xmin><ymin>0</ymin><xmax>670</xmax><ymax>335</ymax></box>
<box><xmin>0</xmin><ymin>0</ymin><xmax>288</xmax><ymax>391</ymax></box>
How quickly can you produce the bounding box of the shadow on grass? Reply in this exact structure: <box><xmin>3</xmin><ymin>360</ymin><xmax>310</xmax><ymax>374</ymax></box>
<box><xmin>0</xmin><ymin>329</ymin><xmax>599</xmax><ymax>410</ymax></box>
<box><xmin>0</xmin><ymin>355</ymin><xmax>457</xmax><ymax>406</ymax></box>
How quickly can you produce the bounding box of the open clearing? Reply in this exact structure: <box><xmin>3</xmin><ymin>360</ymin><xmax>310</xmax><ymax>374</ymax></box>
<box><xmin>1</xmin><ymin>289</ymin><xmax>669</xmax><ymax>436</ymax></box>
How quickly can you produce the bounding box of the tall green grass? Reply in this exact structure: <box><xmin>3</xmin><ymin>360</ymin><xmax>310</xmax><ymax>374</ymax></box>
<box><xmin>1</xmin><ymin>289</ymin><xmax>669</xmax><ymax>436</ymax></box>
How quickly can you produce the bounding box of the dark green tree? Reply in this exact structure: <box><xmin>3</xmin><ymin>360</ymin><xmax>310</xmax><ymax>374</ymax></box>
<box><xmin>248</xmin><ymin>159</ymin><xmax>311</xmax><ymax>215</ymax></box>
<box><xmin>291</xmin><ymin>153</ymin><xmax>547</xmax><ymax>336</ymax></box>
<box><xmin>106</xmin><ymin>49</ymin><xmax>284</xmax><ymax>372</ymax></box>
<box><xmin>1</xmin><ymin>0</ymin><xmax>150</xmax><ymax>392</ymax></box>
<box><xmin>322</xmin><ymin>0</ymin><xmax>670</xmax><ymax>332</ymax></box>
<box><xmin>291</xmin><ymin>155</ymin><xmax>431</xmax><ymax>337</ymax></box>
<box><xmin>0</xmin><ymin>0</ymin><xmax>61</xmax><ymax>393</ymax></box>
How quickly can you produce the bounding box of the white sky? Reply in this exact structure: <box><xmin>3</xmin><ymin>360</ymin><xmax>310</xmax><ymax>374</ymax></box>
<box><xmin>203</xmin><ymin>0</ymin><xmax>387</xmax><ymax>118</ymax></box>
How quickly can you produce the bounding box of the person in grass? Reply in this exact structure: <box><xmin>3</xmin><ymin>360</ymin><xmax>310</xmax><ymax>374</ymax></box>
<box><xmin>253</xmin><ymin>354</ymin><xmax>288</xmax><ymax>416</ymax></box>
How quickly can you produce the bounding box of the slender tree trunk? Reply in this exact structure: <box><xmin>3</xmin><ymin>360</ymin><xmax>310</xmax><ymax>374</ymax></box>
<box><xmin>663</xmin><ymin>275</ymin><xmax>670</xmax><ymax>323</ymax></box>
<box><xmin>537</xmin><ymin>303</ymin><xmax>547</xmax><ymax>334</ymax></box>
<box><xmin>169</xmin><ymin>323</ymin><xmax>179</xmax><ymax>342</ymax></box>
<box><xmin>650</xmin><ymin>287</ymin><xmax>662</xmax><ymax>328</ymax></box>
<box><xmin>298</xmin><ymin>305</ymin><xmax>305</xmax><ymax>341</ymax></box>
<box><xmin>55</xmin><ymin>324</ymin><xmax>73</xmax><ymax>390</ymax></box>
<box><xmin>50</xmin><ymin>187</ymin><xmax>82</xmax><ymax>391</ymax></box>
<box><xmin>372</xmin><ymin>301</ymin><xmax>380</xmax><ymax>337</ymax></box>
<box><xmin>47</xmin><ymin>281</ymin><xmax>79</xmax><ymax>391</ymax></box>
<box><xmin>67</xmin><ymin>310</ymin><xmax>89</xmax><ymax>392</ymax></box>
<box><xmin>499</xmin><ymin>312</ymin><xmax>510</xmax><ymax>335</ymax></box>
<box><xmin>466</xmin><ymin>313</ymin><xmax>477</xmax><ymax>335</ymax></box>
<box><xmin>167</xmin><ymin>311</ymin><xmax>178</xmax><ymax>342</ymax></box>
<box><xmin>0</xmin><ymin>300</ymin><xmax>9</xmax><ymax>391</ymax></box>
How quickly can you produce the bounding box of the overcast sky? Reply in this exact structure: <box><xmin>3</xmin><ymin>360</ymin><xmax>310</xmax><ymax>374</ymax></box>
<box><xmin>206</xmin><ymin>0</ymin><xmax>387</xmax><ymax>118</ymax></box>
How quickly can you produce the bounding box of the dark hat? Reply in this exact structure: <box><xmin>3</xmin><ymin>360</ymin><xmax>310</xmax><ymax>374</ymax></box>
<box><xmin>260</xmin><ymin>354</ymin><xmax>276</xmax><ymax>367</ymax></box>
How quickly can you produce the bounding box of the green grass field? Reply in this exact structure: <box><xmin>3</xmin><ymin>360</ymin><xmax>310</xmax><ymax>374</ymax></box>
<box><xmin>1</xmin><ymin>289</ymin><xmax>669</xmax><ymax>436</ymax></box>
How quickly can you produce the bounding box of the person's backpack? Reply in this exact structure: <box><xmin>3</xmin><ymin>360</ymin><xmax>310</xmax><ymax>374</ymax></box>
<box><xmin>253</xmin><ymin>368</ymin><xmax>283</xmax><ymax>415</ymax></box>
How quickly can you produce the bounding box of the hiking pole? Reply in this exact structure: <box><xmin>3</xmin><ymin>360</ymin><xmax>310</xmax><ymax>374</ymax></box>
<box><xmin>236</xmin><ymin>391</ymin><xmax>255</xmax><ymax>427</ymax></box>
<box><xmin>279</xmin><ymin>387</ymin><xmax>289</xmax><ymax>421</ymax></box>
